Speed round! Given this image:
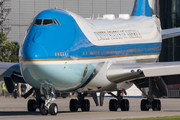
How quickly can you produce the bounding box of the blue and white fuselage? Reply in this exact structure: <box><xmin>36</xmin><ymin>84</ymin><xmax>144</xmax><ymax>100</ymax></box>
<box><xmin>20</xmin><ymin>9</ymin><xmax>162</xmax><ymax>92</ymax></box>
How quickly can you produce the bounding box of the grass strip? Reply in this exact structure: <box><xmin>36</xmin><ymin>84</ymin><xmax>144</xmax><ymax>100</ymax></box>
<box><xmin>109</xmin><ymin>116</ymin><xmax>180</xmax><ymax>120</ymax></box>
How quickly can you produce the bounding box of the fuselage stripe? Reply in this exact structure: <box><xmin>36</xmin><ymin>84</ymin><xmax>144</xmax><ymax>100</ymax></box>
<box><xmin>22</xmin><ymin>53</ymin><xmax>159</xmax><ymax>61</ymax></box>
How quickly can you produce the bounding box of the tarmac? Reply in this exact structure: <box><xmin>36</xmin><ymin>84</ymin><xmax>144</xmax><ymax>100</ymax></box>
<box><xmin>0</xmin><ymin>97</ymin><xmax>180</xmax><ymax>120</ymax></box>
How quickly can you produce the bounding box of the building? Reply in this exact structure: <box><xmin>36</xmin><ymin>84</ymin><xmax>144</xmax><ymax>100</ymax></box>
<box><xmin>159</xmin><ymin>0</ymin><xmax>180</xmax><ymax>98</ymax></box>
<box><xmin>159</xmin><ymin>0</ymin><xmax>180</xmax><ymax>62</ymax></box>
<box><xmin>7</xmin><ymin>0</ymin><xmax>135</xmax><ymax>43</ymax></box>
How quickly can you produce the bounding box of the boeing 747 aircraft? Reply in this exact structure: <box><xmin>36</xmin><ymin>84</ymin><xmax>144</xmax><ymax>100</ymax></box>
<box><xmin>1</xmin><ymin>0</ymin><xmax>180</xmax><ymax>115</ymax></box>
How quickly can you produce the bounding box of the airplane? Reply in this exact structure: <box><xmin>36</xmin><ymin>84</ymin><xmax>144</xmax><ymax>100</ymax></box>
<box><xmin>1</xmin><ymin>0</ymin><xmax>180</xmax><ymax>116</ymax></box>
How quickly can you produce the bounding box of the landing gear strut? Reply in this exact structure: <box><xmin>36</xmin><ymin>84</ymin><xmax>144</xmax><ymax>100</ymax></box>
<box><xmin>69</xmin><ymin>93</ymin><xmax>90</xmax><ymax>112</ymax></box>
<box><xmin>140</xmin><ymin>78</ymin><xmax>161</xmax><ymax>111</ymax></box>
<box><xmin>27</xmin><ymin>89</ymin><xmax>45</xmax><ymax>112</ymax></box>
<box><xmin>108</xmin><ymin>91</ymin><xmax>129</xmax><ymax>111</ymax></box>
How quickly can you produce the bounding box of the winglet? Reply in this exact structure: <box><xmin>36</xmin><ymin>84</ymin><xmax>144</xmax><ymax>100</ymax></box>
<box><xmin>131</xmin><ymin>0</ymin><xmax>155</xmax><ymax>17</ymax></box>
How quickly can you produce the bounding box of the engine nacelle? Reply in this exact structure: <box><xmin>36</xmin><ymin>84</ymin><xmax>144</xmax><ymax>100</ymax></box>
<box><xmin>4</xmin><ymin>77</ymin><xmax>14</xmax><ymax>93</ymax></box>
<box><xmin>3</xmin><ymin>73</ymin><xmax>26</xmax><ymax>94</ymax></box>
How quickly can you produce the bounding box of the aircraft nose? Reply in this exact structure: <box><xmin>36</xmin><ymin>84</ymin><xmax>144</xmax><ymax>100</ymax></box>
<box><xmin>22</xmin><ymin>44</ymin><xmax>48</xmax><ymax>59</ymax></box>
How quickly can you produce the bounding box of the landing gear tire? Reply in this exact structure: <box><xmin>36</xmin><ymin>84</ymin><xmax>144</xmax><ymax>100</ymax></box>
<box><xmin>141</xmin><ymin>99</ymin><xmax>149</xmax><ymax>111</ymax></box>
<box><xmin>49</xmin><ymin>103</ymin><xmax>58</xmax><ymax>115</ymax></box>
<box><xmin>38</xmin><ymin>99</ymin><xmax>45</xmax><ymax>109</ymax></box>
<box><xmin>152</xmin><ymin>99</ymin><xmax>161</xmax><ymax>111</ymax></box>
<box><xmin>40</xmin><ymin>103</ymin><xmax>48</xmax><ymax>115</ymax></box>
<box><xmin>70</xmin><ymin>99</ymin><xmax>78</xmax><ymax>112</ymax></box>
<box><xmin>109</xmin><ymin>99</ymin><xmax>117</xmax><ymax>111</ymax></box>
<box><xmin>81</xmin><ymin>99</ymin><xmax>90</xmax><ymax>111</ymax></box>
<box><xmin>121</xmin><ymin>99</ymin><xmax>129</xmax><ymax>111</ymax></box>
<box><xmin>27</xmin><ymin>99</ymin><xmax>36</xmax><ymax>112</ymax></box>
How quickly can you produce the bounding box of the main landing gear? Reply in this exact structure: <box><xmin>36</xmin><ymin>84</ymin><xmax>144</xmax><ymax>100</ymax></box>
<box><xmin>26</xmin><ymin>88</ymin><xmax>58</xmax><ymax>115</ymax></box>
<box><xmin>69</xmin><ymin>93</ymin><xmax>90</xmax><ymax>112</ymax></box>
<box><xmin>140</xmin><ymin>78</ymin><xmax>161</xmax><ymax>111</ymax></box>
<box><xmin>108</xmin><ymin>91</ymin><xmax>129</xmax><ymax>111</ymax></box>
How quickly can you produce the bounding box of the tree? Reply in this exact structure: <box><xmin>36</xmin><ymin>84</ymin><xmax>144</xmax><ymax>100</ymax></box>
<box><xmin>0</xmin><ymin>32</ymin><xmax>19</xmax><ymax>63</ymax></box>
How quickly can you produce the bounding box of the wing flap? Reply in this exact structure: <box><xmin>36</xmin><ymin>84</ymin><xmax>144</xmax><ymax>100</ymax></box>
<box><xmin>162</xmin><ymin>27</ymin><xmax>180</xmax><ymax>39</ymax></box>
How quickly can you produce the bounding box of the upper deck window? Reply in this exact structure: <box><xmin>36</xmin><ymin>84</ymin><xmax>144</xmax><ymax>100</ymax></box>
<box><xmin>34</xmin><ymin>19</ymin><xmax>60</xmax><ymax>26</ymax></box>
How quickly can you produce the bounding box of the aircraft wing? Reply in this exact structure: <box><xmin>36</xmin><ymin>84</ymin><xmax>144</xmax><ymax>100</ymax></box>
<box><xmin>107</xmin><ymin>62</ymin><xmax>180</xmax><ymax>84</ymax></box>
<box><xmin>0</xmin><ymin>63</ymin><xmax>20</xmax><ymax>77</ymax></box>
<box><xmin>0</xmin><ymin>63</ymin><xmax>26</xmax><ymax>93</ymax></box>
<box><xmin>162</xmin><ymin>27</ymin><xmax>180</xmax><ymax>39</ymax></box>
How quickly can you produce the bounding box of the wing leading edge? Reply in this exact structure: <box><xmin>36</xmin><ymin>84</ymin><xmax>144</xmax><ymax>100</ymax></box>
<box><xmin>107</xmin><ymin>62</ymin><xmax>180</xmax><ymax>83</ymax></box>
<box><xmin>0</xmin><ymin>63</ymin><xmax>20</xmax><ymax>77</ymax></box>
<box><xmin>162</xmin><ymin>27</ymin><xmax>180</xmax><ymax>39</ymax></box>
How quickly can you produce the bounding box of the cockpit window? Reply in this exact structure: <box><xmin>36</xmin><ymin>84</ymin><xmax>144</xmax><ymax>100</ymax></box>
<box><xmin>43</xmin><ymin>19</ymin><xmax>53</xmax><ymax>25</ymax></box>
<box><xmin>34</xmin><ymin>19</ymin><xmax>42</xmax><ymax>25</ymax></box>
<box><xmin>54</xmin><ymin>19</ymin><xmax>60</xmax><ymax>25</ymax></box>
<box><xmin>34</xmin><ymin>19</ymin><xmax>60</xmax><ymax>26</ymax></box>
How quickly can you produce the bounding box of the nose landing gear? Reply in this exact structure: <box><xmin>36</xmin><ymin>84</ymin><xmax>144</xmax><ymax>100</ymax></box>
<box><xmin>39</xmin><ymin>88</ymin><xmax>58</xmax><ymax>115</ymax></box>
<box><xmin>26</xmin><ymin>87</ymin><xmax>58</xmax><ymax>115</ymax></box>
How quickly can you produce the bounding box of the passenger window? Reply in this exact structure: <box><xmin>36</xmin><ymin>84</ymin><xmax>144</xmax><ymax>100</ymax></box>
<box><xmin>43</xmin><ymin>19</ymin><xmax>54</xmax><ymax>25</ymax></box>
<box><xmin>34</xmin><ymin>19</ymin><xmax>42</xmax><ymax>25</ymax></box>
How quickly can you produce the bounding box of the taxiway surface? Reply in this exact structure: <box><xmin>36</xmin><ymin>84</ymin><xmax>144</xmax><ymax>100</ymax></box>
<box><xmin>0</xmin><ymin>97</ymin><xmax>180</xmax><ymax>120</ymax></box>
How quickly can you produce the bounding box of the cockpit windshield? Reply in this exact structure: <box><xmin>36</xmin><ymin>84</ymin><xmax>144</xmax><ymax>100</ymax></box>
<box><xmin>34</xmin><ymin>19</ymin><xmax>42</xmax><ymax>25</ymax></box>
<box><xmin>43</xmin><ymin>19</ymin><xmax>53</xmax><ymax>25</ymax></box>
<box><xmin>34</xmin><ymin>19</ymin><xmax>60</xmax><ymax>26</ymax></box>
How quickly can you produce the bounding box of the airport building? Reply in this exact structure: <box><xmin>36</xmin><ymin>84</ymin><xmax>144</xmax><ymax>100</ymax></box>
<box><xmin>6</xmin><ymin>0</ymin><xmax>135</xmax><ymax>43</ymax></box>
<box><xmin>159</xmin><ymin>0</ymin><xmax>180</xmax><ymax>97</ymax></box>
<box><xmin>1</xmin><ymin>0</ymin><xmax>180</xmax><ymax>97</ymax></box>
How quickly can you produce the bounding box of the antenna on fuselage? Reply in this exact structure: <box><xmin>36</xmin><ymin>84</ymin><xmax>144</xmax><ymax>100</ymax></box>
<box><xmin>97</xmin><ymin>14</ymin><xmax>100</xmax><ymax>19</ymax></box>
<box><xmin>92</xmin><ymin>14</ymin><xmax>94</xmax><ymax>19</ymax></box>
